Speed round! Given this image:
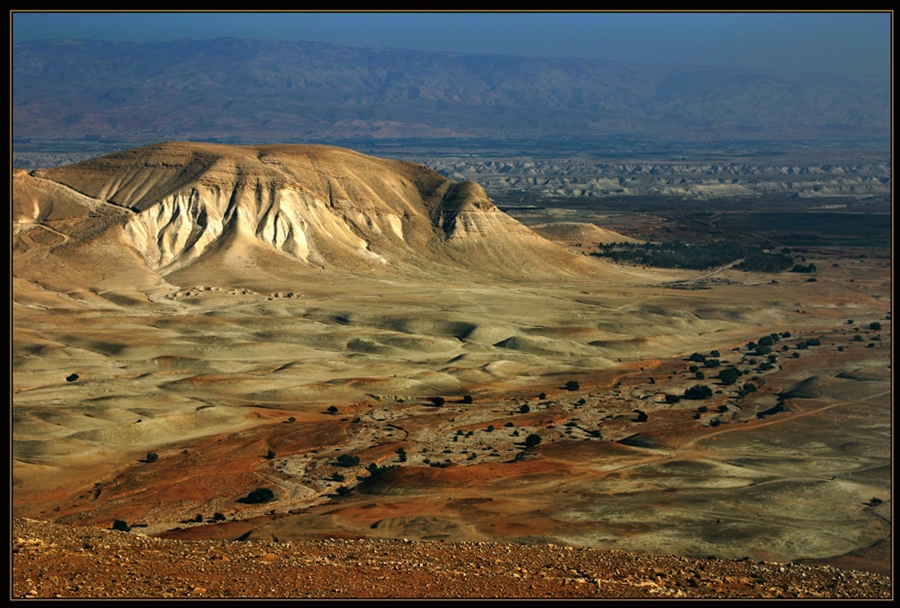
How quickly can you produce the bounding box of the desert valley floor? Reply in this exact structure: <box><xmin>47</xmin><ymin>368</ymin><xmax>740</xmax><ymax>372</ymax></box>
<box><xmin>11</xmin><ymin>143</ymin><xmax>893</xmax><ymax>597</ymax></box>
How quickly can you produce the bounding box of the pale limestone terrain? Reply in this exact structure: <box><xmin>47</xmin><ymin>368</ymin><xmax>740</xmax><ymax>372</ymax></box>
<box><xmin>12</xmin><ymin>143</ymin><xmax>892</xmax><ymax>597</ymax></box>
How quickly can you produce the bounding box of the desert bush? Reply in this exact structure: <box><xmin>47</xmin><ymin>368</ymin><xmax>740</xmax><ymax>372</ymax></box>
<box><xmin>336</xmin><ymin>454</ymin><xmax>360</xmax><ymax>467</ymax></box>
<box><xmin>241</xmin><ymin>488</ymin><xmax>275</xmax><ymax>504</ymax></box>
<box><xmin>145</xmin><ymin>452</ymin><xmax>159</xmax><ymax>463</ymax></box>
<box><xmin>111</xmin><ymin>519</ymin><xmax>131</xmax><ymax>532</ymax></box>
<box><xmin>367</xmin><ymin>462</ymin><xmax>395</xmax><ymax>477</ymax></box>
<box><xmin>684</xmin><ymin>385</ymin><xmax>713</xmax><ymax>400</ymax></box>
<box><xmin>869</xmin><ymin>322</ymin><xmax>882</xmax><ymax>330</ymax></box>
<box><xmin>265</xmin><ymin>450</ymin><xmax>275</xmax><ymax>460</ymax></box>
<box><xmin>326</xmin><ymin>405</ymin><xmax>338</xmax><ymax>414</ymax></box>
<box><xmin>525</xmin><ymin>433</ymin><xmax>542</xmax><ymax>448</ymax></box>
<box><xmin>429</xmin><ymin>396</ymin><xmax>445</xmax><ymax>407</ymax></box>
<box><xmin>565</xmin><ymin>381</ymin><xmax>580</xmax><ymax>391</ymax></box>
<box><xmin>717</xmin><ymin>367</ymin><xmax>742</xmax><ymax>385</ymax></box>
<box><xmin>462</xmin><ymin>394</ymin><xmax>474</xmax><ymax>404</ymax></box>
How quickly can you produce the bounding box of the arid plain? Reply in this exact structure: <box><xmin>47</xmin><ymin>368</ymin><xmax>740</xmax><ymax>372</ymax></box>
<box><xmin>12</xmin><ymin>143</ymin><xmax>891</xmax><ymax>581</ymax></box>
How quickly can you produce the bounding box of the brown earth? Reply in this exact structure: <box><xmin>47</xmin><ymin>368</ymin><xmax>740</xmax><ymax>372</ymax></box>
<box><xmin>12</xmin><ymin>518</ymin><xmax>891</xmax><ymax>599</ymax></box>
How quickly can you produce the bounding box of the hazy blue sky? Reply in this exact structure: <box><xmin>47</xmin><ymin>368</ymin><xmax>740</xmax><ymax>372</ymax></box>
<box><xmin>12</xmin><ymin>11</ymin><xmax>892</xmax><ymax>77</ymax></box>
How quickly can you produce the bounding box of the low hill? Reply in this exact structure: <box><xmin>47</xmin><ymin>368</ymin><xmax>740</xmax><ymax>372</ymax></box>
<box><xmin>14</xmin><ymin>142</ymin><xmax>615</xmax><ymax>293</ymax></box>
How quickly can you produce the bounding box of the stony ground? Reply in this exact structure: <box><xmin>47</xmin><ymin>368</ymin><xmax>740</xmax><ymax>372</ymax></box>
<box><xmin>12</xmin><ymin>518</ymin><xmax>892</xmax><ymax>599</ymax></box>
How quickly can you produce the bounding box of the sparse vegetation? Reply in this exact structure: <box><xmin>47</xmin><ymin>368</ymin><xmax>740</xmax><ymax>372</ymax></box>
<box><xmin>111</xmin><ymin>519</ymin><xmax>131</xmax><ymax>532</ymax></box>
<box><xmin>525</xmin><ymin>433</ymin><xmax>542</xmax><ymax>448</ymax></box>
<box><xmin>592</xmin><ymin>241</ymin><xmax>794</xmax><ymax>272</ymax></box>
<box><xmin>145</xmin><ymin>452</ymin><xmax>159</xmax><ymax>463</ymax></box>
<box><xmin>565</xmin><ymin>381</ymin><xmax>580</xmax><ymax>391</ymax></box>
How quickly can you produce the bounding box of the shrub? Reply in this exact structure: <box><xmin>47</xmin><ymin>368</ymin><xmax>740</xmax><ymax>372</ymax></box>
<box><xmin>145</xmin><ymin>452</ymin><xmax>159</xmax><ymax>463</ymax></box>
<box><xmin>265</xmin><ymin>450</ymin><xmax>275</xmax><ymax>460</ymax></box>
<box><xmin>565</xmin><ymin>381</ymin><xmax>580</xmax><ymax>391</ymax></box>
<box><xmin>525</xmin><ymin>434</ymin><xmax>542</xmax><ymax>448</ymax></box>
<box><xmin>336</xmin><ymin>454</ymin><xmax>360</xmax><ymax>467</ymax></box>
<box><xmin>326</xmin><ymin>405</ymin><xmax>339</xmax><ymax>414</ymax></box>
<box><xmin>717</xmin><ymin>367</ymin><xmax>742</xmax><ymax>385</ymax></box>
<box><xmin>213</xmin><ymin>512</ymin><xmax>226</xmax><ymax>521</ymax></box>
<box><xmin>396</xmin><ymin>448</ymin><xmax>407</xmax><ymax>462</ymax></box>
<box><xmin>241</xmin><ymin>488</ymin><xmax>275</xmax><ymax>504</ymax></box>
<box><xmin>429</xmin><ymin>397</ymin><xmax>445</xmax><ymax>407</ymax></box>
<box><xmin>689</xmin><ymin>353</ymin><xmax>707</xmax><ymax>362</ymax></box>
<box><xmin>737</xmin><ymin>382</ymin><xmax>757</xmax><ymax>397</ymax></box>
<box><xmin>695</xmin><ymin>371</ymin><xmax>704</xmax><ymax>379</ymax></box>
<box><xmin>538</xmin><ymin>392</ymin><xmax>546</xmax><ymax>400</ymax></box>
<box><xmin>683</xmin><ymin>385</ymin><xmax>713</xmax><ymax>400</ymax></box>
<box><xmin>462</xmin><ymin>394</ymin><xmax>474</xmax><ymax>404</ymax></box>
<box><xmin>869</xmin><ymin>322</ymin><xmax>882</xmax><ymax>331</ymax></box>
<box><xmin>664</xmin><ymin>394</ymin><xmax>681</xmax><ymax>404</ymax></box>
<box><xmin>367</xmin><ymin>462</ymin><xmax>395</xmax><ymax>477</ymax></box>
<box><xmin>111</xmin><ymin>519</ymin><xmax>131</xmax><ymax>532</ymax></box>
<box><xmin>519</xmin><ymin>404</ymin><xmax>531</xmax><ymax>414</ymax></box>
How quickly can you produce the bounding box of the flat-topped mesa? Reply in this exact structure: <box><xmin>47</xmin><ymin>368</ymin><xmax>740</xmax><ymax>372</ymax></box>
<box><xmin>19</xmin><ymin>142</ymin><xmax>612</xmax><ymax>283</ymax></box>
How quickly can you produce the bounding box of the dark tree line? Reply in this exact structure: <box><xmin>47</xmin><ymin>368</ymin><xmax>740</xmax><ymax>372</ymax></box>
<box><xmin>592</xmin><ymin>241</ymin><xmax>794</xmax><ymax>272</ymax></box>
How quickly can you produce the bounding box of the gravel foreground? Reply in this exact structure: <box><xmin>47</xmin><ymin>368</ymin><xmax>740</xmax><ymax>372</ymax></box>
<box><xmin>12</xmin><ymin>518</ymin><xmax>892</xmax><ymax>599</ymax></box>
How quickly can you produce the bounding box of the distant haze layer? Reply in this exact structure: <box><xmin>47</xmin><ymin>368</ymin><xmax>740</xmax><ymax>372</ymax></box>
<box><xmin>12</xmin><ymin>38</ymin><xmax>890</xmax><ymax>152</ymax></box>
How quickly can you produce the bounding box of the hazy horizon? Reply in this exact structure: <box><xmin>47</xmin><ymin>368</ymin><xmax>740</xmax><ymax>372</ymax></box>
<box><xmin>11</xmin><ymin>11</ymin><xmax>892</xmax><ymax>78</ymax></box>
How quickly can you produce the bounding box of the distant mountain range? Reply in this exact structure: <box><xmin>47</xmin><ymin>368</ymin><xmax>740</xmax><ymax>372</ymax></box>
<box><xmin>12</xmin><ymin>38</ymin><xmax>890</xmax><ymax>152</ymax></box>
